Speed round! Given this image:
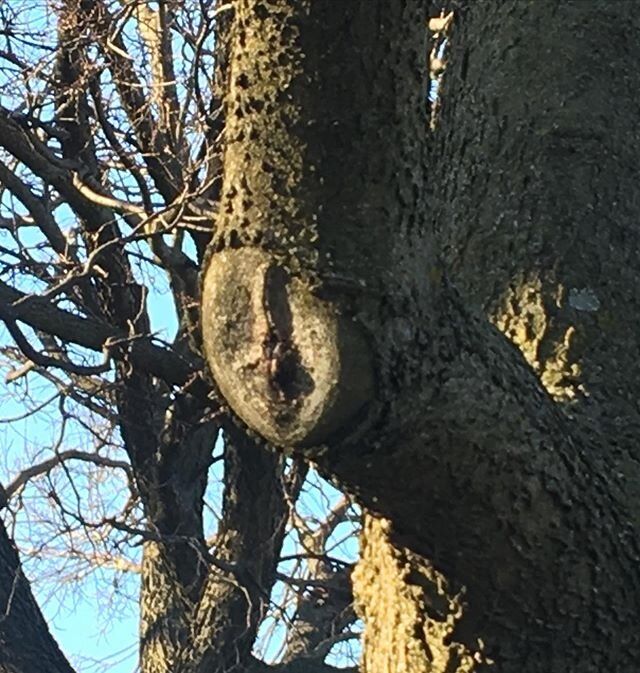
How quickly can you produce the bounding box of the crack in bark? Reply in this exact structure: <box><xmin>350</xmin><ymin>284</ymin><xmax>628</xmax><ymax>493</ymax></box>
<box><xmin>262</xmin><ymin>264</ymin><xmax>314</xmax><ymax>405</ymax></box>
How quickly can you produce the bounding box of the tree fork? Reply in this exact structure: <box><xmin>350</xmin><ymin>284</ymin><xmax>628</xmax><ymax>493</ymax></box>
<box><xmin>202</xmin><ymin>1</ymin><xmax>640</xmax><ymax>669</ymax></box>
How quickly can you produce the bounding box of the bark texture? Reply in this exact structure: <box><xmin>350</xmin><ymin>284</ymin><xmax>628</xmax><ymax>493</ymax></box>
<box><xmin>434</xmin><ymin>0</ymin><xmax>640</xmax><ymax>503</ymax></box>
<box><xmin>1</xmin><ymin>1</ymin><xmax>639</xmax><ymax>672</ymax></box>
<box><xmin>202</xmin><ymin>1</ymin><xmax>640</xmax><ymax>670</ymax></box>
<box><xmin>354</xmin><ymin>515</ymin><xmax>476</xmax><ymax>673</ymax></box>
<box><xmin>202</xmin><ymin>0</ymin><xmax>429</xmax><ymax>448</ymax></box>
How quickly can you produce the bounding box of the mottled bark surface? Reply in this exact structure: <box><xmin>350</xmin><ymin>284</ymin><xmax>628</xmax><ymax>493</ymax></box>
<box><xmin>202</xmin><ymin>1</ymin><xmax>640</xmax><ymax>671</ymax></box>
<box><xmin>433</xmin><ymin>0</ymin><xmax>640</xmax><ymax>509</ymax></box>
<box><xmin>201</xmin><ymin>0</ymin><xmax>429</xmax><ymax>449</ymax></box>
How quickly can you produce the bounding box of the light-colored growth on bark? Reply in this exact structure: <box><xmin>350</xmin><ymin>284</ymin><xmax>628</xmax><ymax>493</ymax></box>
<box><xmin>354</xmin><ymin>516</ymin><xmax>481</xmax><ymax>673</ymax></box>
<box><xmin>201</xmin><ymin>246</ymin><xmax>374</xmax><ymax>446</ymax></box>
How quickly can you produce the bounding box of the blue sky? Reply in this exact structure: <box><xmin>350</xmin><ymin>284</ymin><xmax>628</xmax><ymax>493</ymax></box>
<box><xmin>1</xmin><ymin>299</ymin><xmax>359</xmax><ymax>671</ymax></box>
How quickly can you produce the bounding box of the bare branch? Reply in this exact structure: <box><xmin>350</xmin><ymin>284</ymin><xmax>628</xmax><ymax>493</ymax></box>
<box><xmin>134</xmin><ymin>2</ymin><xmax>182</xmax><ymax>151</ymax></box>
<box><xmin>0</xmin><ymin>159</ymin><xmax>67</xmax><ymax>254</ymax></box>
<box><xmin>1</xmin><ymin>315</ymin><xmax>111</xmax><ymax>377</ymax></box>
<box><xmin>1</xmin><ymin>449</ymin><xmax>131</xmax><ymax>507</ymax></box>
<box><xmin>0</xmin><ymin>279</ymin><xmax>202</xmax><ymax>387</ymax></box>
<box><xmin>79</xmin><ymin>0</ymin><xmax>185</xmax><ymax>201</ymax></box>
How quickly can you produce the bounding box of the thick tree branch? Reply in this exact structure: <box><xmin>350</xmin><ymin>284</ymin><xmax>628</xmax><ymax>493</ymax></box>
<box><xmin>0</xmin><ymin>109</ymin><xmax>109</xmax><ymax>225</ymax></box>
<box><xmin>188</xmin><ymin>429</ymin><xmax>288</xmax><ymax>672</ymax></box>
<box><xmin>0</xmin><ymin>520</ymin><xmax>76</xmax><ymax>673</ymax></box>
<box><xmin>0</xmin><ymin>159</ymin><xmax>67</xmax><ymax>255</ymax></box>
<box><xmin>0</xmin><ymin>316</ymin><xmax>111</xmax><ymax>376</ymax></box>
<box><xmin>0</xmin><ymin>279</ymin><xmax>201</xmax><ymax>387</ymax></box>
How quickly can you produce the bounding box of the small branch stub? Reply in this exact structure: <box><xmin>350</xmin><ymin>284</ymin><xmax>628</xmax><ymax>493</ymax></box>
<box><xmin>201</xmin><ymin>247</ymin><xmax>374</xmax><ymax>447</ymax></box>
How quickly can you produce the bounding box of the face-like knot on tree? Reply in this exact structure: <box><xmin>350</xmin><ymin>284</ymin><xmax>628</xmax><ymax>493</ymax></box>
<box><xmin>261</xmin><ymin>264</ymin><xmax>314</xmax><ymax>407</ymax></box>
<box><xmin>201</xmin><ymin>247</ymin><xmax>374</xmax><ymax>447</ymax></box>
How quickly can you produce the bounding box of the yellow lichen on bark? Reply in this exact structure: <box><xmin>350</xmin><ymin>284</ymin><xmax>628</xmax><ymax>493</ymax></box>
<box><xmin>353</xmin><ymin>516</ymin><xmax>479</xmax><ymax>673</ymax></box>
<box><xmin>493</xmin><ymin>276</ymin><xmax>583</xmax><ymax>400</ymax></box>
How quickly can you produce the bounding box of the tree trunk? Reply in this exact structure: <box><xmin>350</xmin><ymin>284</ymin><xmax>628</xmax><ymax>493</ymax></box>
<box><xmin>202</xmin><ymin>1</ymin><xmax>640</xmax><ymax>670</ymax></box>
<box><xmin>433</xmin><ymin>0</ymin><xmax>640</xmax><ymax>477</ymax></box>
<box><xmin>1</xmin><ymin>2</ymin><xmax>639</xmax><ymax>672</ymax></box>
<box><xmin>0</xmin><ymin>520</ymin><xmax>75</xmax><ymax>673</ymax></box>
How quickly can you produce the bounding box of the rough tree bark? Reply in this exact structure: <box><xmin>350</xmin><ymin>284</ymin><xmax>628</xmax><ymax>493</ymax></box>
<box><xmin>0</xmin><ymin>521</ymin><xmax>75</xmax><ymax>673</ymax></box>
<box><xmin>201</xmin><ymin>1</ymin><xmax>640</xmax><ymax>671</ymax></box>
